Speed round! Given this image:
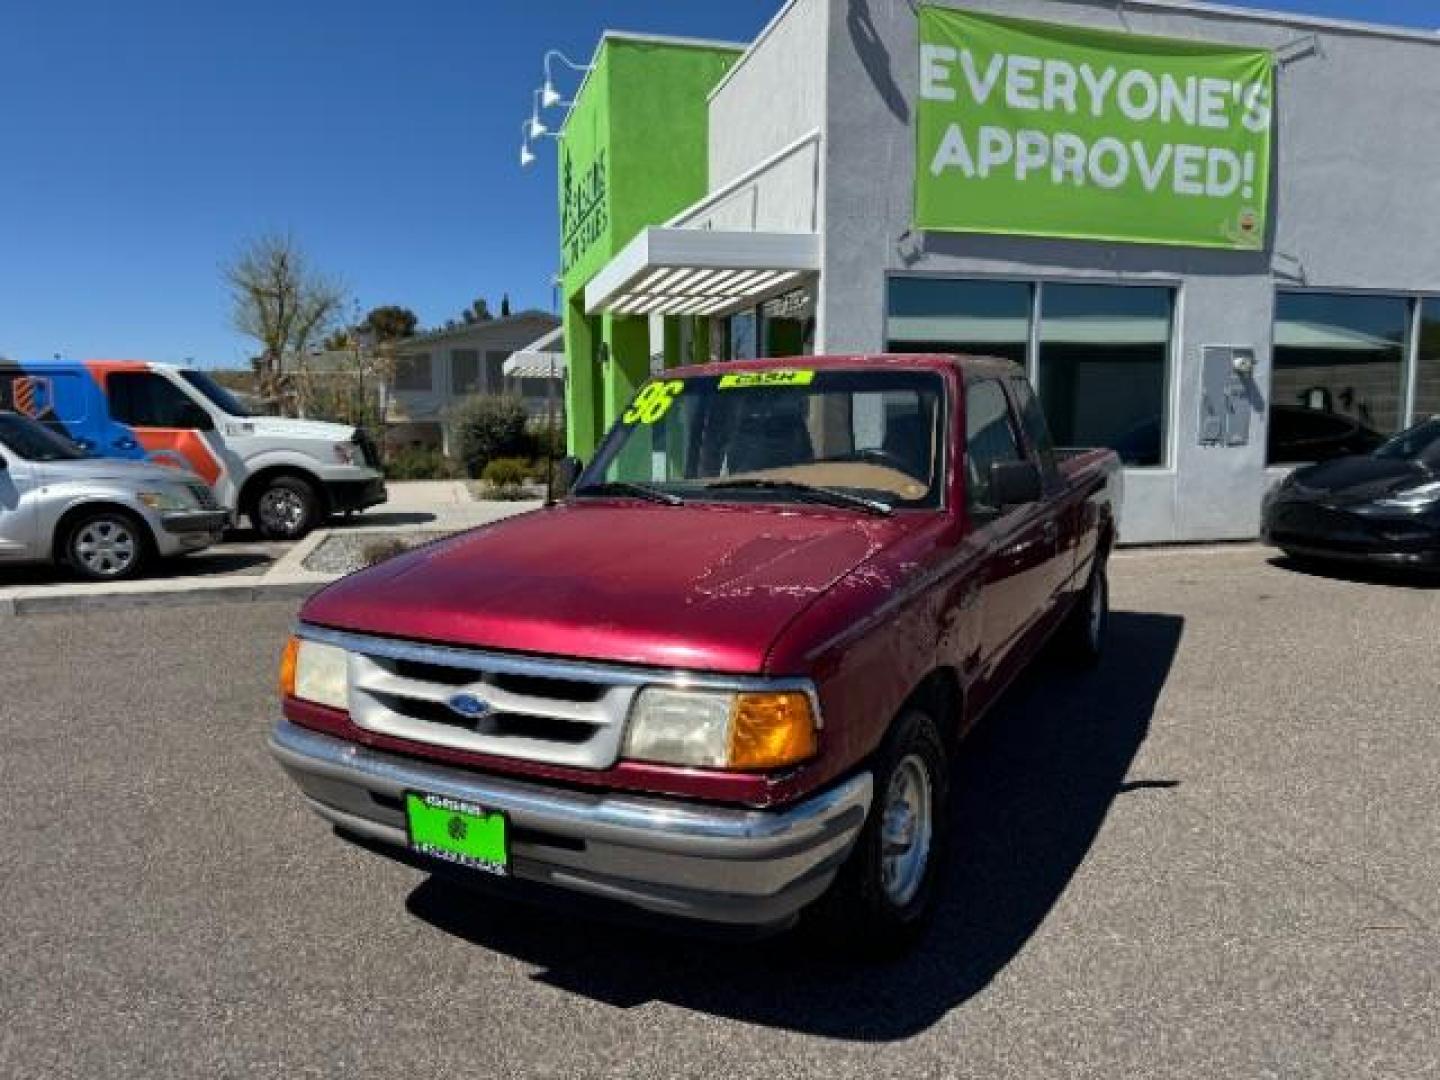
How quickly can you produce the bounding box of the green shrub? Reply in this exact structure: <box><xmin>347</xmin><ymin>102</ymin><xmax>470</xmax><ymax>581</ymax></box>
<box><xmin>448</xmin><ymin>396</ymin><xmax>531</xmax><ymax>477</ymax></box>
<box><xmin>481</xmin><ymin>456</ymin><xmax>530</xmax><ymax>488</ymax></box>
<box><xmin>360</xmin><ymin>537</ymin><xmax>415</xmax><ymax>566</ymax></box>
<box><xmin>384</xmin><ymin>446</ymin><xmax>459</xmax><ymax>481</ymax></box>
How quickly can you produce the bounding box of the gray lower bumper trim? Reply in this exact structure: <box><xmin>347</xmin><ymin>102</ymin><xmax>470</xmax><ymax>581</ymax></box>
<box><xmin>161</xmin><ymin>510</ymin><xmax>230</xmax><ymax>535</ymax></box>
<box><xmin>268</xmin><ymin>720</ymin><xmax>872</xmax><ymax>925</ymax></box>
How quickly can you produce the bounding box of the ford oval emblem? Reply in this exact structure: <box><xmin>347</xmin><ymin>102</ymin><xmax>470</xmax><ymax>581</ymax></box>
<box><xmin>448</xmin><ymin>693</ymin><xmax>492</xmax><ymax>720</ymax></box>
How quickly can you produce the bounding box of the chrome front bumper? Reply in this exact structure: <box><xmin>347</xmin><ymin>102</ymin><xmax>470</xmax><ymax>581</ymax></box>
<box><xmin>268</xmin><ymin>719</ymin><xmax>872</xmax><ymax>927</ymax></box>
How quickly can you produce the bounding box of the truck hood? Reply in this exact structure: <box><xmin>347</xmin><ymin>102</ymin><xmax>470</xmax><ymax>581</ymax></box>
<box><xmin>233</xmin><ymin>415</ymin><xmax>354</xmax><ymax>442</ymax></box>
<box><xmin>301</xmin><ymin>502</ymin><xmax>916</xmax><ymax>673</ymax></box>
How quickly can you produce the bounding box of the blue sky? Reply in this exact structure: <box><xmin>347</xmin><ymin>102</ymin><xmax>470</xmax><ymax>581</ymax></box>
<box><xmin>1</xmin><ymin>0</ymin><xmax>1433</xmax><ymax>367</ymax></box>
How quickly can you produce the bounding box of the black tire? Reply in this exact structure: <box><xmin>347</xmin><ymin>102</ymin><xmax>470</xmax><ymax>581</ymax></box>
<box><xmin>64</xmin><ymin>509</ymin><xmax>151</xmax><ymax>582</ymax></box>
<box><xmin>805</xmin><ymin>709</ymin><xmax>951</xmax><ymax>956</ymax></box>
<box><xmin>1060</xmin><ymin>557</ymin><xmax>1109</xmax><ymax>666</ymax></box>
<box><xmin>251</xmin><ymin>475</ymin><xmax>321</xmax><ymax>541</ymax></box>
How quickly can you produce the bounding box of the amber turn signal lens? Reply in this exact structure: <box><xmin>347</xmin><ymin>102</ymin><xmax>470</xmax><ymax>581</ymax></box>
<box><xmin>279</xmin><ymin>635</ymin><xmax>300</xmax><ymax>699</ymax></box>
<box><xmin>728</xmin><ymin>691</ymin><xmax>818</xmax><ymax>769</ymax></box>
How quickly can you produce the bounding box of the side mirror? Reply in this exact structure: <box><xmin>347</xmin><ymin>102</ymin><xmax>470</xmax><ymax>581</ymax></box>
<box><xmin>554</xmin><ymin>455</ymin><xmax>584</xmax><ymax>496</ymax></box>
<box><xmin>990</xmin><ymin>459</ymin><xmax>1042</xmax><ymax>507</ymax></box>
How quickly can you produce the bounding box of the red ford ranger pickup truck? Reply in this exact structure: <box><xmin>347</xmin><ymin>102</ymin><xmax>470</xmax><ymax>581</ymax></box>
<box><xmin>270</xmin><ymin>354</ymin><xmax>1121</xmax><ymax>949</ymax></box>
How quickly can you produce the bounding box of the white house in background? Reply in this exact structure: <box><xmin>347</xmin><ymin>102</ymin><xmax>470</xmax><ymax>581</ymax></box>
<box><xmin>385</xmin><ymin>310</ymin><xmax>560</xmax><ymax>451</ymax></box>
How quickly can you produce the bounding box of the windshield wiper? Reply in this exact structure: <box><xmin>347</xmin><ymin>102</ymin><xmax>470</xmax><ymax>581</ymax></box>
<box><xmin>573</xmin><ymin>480</ymin><xmax>685</xmax><ymax>506</ymax></box>
<box><xmin>704</xmin><ymin>479</ymin><xmax>893</xmax><ymax>516</ymax></box>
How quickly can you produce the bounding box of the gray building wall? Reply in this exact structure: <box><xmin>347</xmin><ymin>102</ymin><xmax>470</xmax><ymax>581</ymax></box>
<box><xmin>675</xmin><ymin>0</ymin><xmax>830</xmax><ymax>239</ymax></box>
<box><xmin>705</xmin><ymin>0</ymin><xmax>1440</xmax><ymax>543</ymax></box>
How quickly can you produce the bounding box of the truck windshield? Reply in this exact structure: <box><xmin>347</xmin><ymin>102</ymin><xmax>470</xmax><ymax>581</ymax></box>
<box><xmin>580</xmin><ymin>368</ymin><xmax>947</xmax><ymax>510</ymax></box>
<box><xmin>0</xmin><ymin>412</ymin><xmax>89</xmax><ymax>461</ymax></box>
<box><xmin>179</xmin><ymin>370</ymin><xmax>253</xmax><ymax>417</ymax></box>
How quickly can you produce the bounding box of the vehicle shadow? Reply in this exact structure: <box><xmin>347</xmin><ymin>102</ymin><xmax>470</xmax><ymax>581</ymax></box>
<box><xmin>404</xmin><ymin>610</ymin><xmax>1185</xmax><ymax>1041</ymax></box>
<box><xmin>1268</xmin><ymin>554</ymin><xmax>1440</xmax><ymax>591</ymax></box>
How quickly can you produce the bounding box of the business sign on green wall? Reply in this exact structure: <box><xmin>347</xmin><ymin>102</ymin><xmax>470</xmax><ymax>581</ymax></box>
<box><xmin>915</xmin><ymin>7</ymin><xmax>1274</xmax><ymax>249</ymax></box>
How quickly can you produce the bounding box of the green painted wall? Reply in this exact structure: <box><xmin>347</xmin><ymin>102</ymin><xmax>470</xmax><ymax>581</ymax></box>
<box><xmin>558</xmin><ymin>36</ymin><xmax>740</xmax><ymax>456</ymax></box>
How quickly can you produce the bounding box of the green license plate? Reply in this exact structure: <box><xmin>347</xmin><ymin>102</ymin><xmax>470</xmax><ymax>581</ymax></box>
<box><xmin>404</xmin><ymin>792</ymin><xmax>509</xmax><ymax>876</ymax></box>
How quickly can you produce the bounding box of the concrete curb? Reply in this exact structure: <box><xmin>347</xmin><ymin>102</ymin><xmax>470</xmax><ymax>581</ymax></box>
<box><xmin>0</xmin><ymin>574</ymin><xmax>338</xmax><ymax>617</ymax></box>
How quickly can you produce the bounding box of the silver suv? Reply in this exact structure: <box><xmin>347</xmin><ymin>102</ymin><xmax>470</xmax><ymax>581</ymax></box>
<box><xmin>0</xmin><ymin>411</ymin><xmax>230</xmax><ymax>581</ymax></box>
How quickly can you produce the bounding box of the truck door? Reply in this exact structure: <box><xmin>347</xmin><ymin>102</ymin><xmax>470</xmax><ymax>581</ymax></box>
<box><xmin>100</xmin><ymin>369</ymin><xmax>227</xmax><ymax>489</ymax></box>
<box><xmin>963</xmin><ymin>379</ymin><xmax>1058</xmax><ymax>698</ymax></box>
<box><xmin>1008</xmin><ymin>376</ymin><xmax>1078</xmax><ymax>613</ymax></box>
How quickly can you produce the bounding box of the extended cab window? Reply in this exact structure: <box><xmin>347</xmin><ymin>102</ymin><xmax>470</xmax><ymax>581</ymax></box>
<box><xmin>965</xmin><ymin>379</ymin><xmax>1025</xmax><ymax>517</ymax></box>
<box><xmin>1009</xmin><ymin>377</ymin><xmax>1059</xmax><ymax>485</ymax></box>
<box><xmin>109</xmin><ymin>372</ymin><xmax>209</xmax><ymax>429</ymax></box>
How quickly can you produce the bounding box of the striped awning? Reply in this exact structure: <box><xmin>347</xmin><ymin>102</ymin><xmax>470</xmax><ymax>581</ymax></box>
<box><xmin>584</xmin><ymin>227</ymin><xmax>819</xmax><ymax>319</ymax></box>
<box><xmin>503</xmin><ymin>327</ymin><xmax>565</xmax><ymax>379</ymax></box>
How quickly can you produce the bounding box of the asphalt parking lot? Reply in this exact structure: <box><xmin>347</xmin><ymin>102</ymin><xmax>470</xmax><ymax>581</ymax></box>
<box><xmin>2</xmin><ymin>546</ymin><xmax>1436</xmax><ymax>1078</ymax></box>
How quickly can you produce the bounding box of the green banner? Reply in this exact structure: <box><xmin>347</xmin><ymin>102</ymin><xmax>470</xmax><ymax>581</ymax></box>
<box><xmin>915</xmin><ymin>7</ymin><xmax>1273</xmax><ymax>249</ymax></box>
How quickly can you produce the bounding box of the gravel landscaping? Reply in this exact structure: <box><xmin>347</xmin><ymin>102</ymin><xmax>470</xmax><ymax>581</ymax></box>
<box><xmin>301</xmin><ymin>530</ymin><xmax>458</xmax><ymax>575</ymax></box>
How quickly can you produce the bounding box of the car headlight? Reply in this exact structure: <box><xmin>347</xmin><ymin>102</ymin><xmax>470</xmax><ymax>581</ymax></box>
<box><xmin>333</xmin><ymin>442</ymin><xmax>359</xmax><ymax>465</ymax></box>
<box><xmin>279</xmin><ymin>636</ymin><xmax>349</xmax><ymax>710</ymax></box>
<box><xmin>623</xmin><ymin>687</ymin><xmax>819</xmax><ymax>770</ymax></box>
<box><xmin>137</xmin><ymin>487</ymin><xmax>199</xmax><ymax>512</ymax></box>
<box><xmin>1364</xmin><ymin>480</ymin><xmax>1440</xmax><ymax>511</ymax></box>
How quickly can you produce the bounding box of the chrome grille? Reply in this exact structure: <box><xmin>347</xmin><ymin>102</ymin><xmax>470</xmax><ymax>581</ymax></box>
<box><xmin>186</xmin><ymin>483</ymin><xmax>221</xmax><ymax>510</ymax></box>
<box><xmin>338</xmin><ymin>636</ymin><xmax>640</xmax><ymax>770</ymax></box>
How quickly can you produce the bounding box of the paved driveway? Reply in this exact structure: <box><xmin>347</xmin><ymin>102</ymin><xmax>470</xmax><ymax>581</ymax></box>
<box><xmin>1</xmin><ymin>546</ymin><xmax>1435</xmax><ymax>1078</ymax></box>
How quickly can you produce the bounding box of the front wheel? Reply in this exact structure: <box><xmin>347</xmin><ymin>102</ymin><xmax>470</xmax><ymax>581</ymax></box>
<box><xmin>252</xmin><ymin>476</ymin><xmax>320</xmax><ymax>541</ymax></box>
<box><xmin>806</xmin><ymin>709</ymin><xmax>950</xmax><ymax>956</ymax></box>
<box><xmin>66</xmin><ymin>510</ymin><xmax>150</xmax><ymax>582</ymax></box>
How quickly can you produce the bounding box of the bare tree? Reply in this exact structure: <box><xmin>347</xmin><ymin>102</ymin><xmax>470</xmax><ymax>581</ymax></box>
<box><xmin>224</xmin><ymin>232</ymin><xmax>346</xmax><ymax>406</ymax></box>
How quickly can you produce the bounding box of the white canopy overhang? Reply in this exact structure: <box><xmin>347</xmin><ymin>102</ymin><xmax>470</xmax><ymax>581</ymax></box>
<box><xmin>503</xmin><ymin>326</ymin><xmax>565</xmax><ymax>378</ymax></box>
<box><xmin>583</xmin><ymin>227</ymin><xmax>819</xmax><ymax>319</ymax></box>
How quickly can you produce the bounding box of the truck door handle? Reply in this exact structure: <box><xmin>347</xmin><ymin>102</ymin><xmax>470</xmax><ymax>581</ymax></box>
<box><xmin>113</xmin><ymin>436</ymin><xmax>138</xmax><ymax>451</ymax></box>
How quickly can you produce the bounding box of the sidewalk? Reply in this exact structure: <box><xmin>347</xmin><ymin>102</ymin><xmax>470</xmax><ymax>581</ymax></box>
<box><xmin>0</xmin><ymin>482</ymin><xmax>541</xmax><ymax>617</ymax></box>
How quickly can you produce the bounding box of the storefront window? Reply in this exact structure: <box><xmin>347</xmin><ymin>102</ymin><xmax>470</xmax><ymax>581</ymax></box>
<box><xmin>728</xmin><ymin>310</ymin><xmax>759</xmax><ymax>360</ymax></box>
<box><xmin>762</xmin><ymin>288</ymin><xmax>816</xmax><ymax>358</ymax></box>
<box><xmin>1269</xmin><ymin>293</ymin><xmax>1409</xmax><ymax>464</ymax></box>
<box><xmin>886</xmin><ymin>278</ymin><xmax>1030</xmax><ymax>366</ymax></box>
<box><xmin>1037</xmin><ymin>284</ymin><xmax>1172</xmax><ymax>467</ymax></box>
<box><xmin>1414</xmin><ymin>299</ymin><xmax>1440</xmax><ymax>421</ymax></box>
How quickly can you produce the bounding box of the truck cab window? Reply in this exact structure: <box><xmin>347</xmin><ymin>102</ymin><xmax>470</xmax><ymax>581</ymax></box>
<box><xmin>109</xmin><ymin>372</ymin><xmax>207</xmax><ymax>429</ymax></box>
<box><xmin>965</xmin><ymin>379</ymin><xmax>1025</xmax><ymax>516</ymax></box>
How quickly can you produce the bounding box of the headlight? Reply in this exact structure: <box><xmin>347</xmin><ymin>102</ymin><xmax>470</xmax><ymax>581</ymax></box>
<box><xmin>623</xmin><ymin>687</ymin><xmax>819</xmax><ymax>770</ymax></box>
<box><xmin>137</xmin><ymin>487</ymin><xmax>198</xmax><ymax>512</ymax></box>
<box><xmin>279</xmin><ymin>636</ymin><xmax>349</xmax><ymax>710</ymax></box>
<box><xmin>1364</xmin><ymin>480</ymin><xmax>1440</xmax><ymax>511</ymax></box>
<box><xmin>333</xmin><ymin>442</ymin><xmax>359</xmax><ymax>465</ymax></box>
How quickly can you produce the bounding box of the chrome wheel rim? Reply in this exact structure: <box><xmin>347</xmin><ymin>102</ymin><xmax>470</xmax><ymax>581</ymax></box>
<box><xmin>880</xmin><ymin>754</ymin><xmax>933</xmax><ymax>907</ymax></box>
<box><xmin>74</xmin><ymin>519</ymin><xmax>138</xmax><ymax>577</ymax></box>
<box><xmin>259</xmin><ymin>487</ymin><xmax>306</xmax><ymax>534</ymax></box>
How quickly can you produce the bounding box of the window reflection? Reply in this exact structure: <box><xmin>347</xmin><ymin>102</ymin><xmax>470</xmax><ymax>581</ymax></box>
<box><xmin>1038</xmin><ymin>285</ymin><xmax>1171</xmax><ymax>467</ymax></box>
<box><xmin>886</xmin><ymin>278</ymin><xmax>1030</xmax><ymax>367</ymax></box>
<box><xmin>1269</xmin><ymin>293</ymin><xmax>1407</xmax><ymax>464</ymax></box>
